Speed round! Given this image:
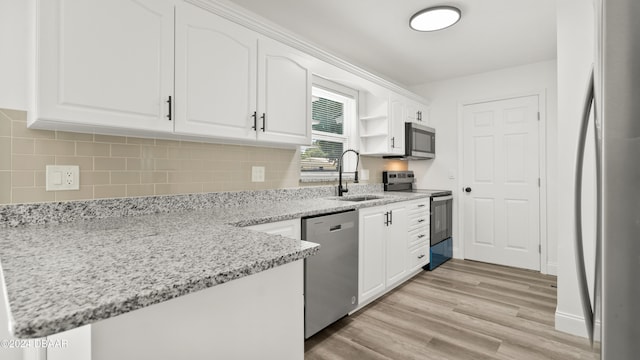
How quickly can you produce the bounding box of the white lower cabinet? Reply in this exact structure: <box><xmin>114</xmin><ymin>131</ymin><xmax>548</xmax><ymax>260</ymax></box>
<box><xmin>384</xmin><ymin>205</ymin><xmax>408</xmax><ymax>288</ymax></box>
<box><xmin>246</xmin><ymin>218</ymin><xmax>301</xmax><ymax>240</ymax></box>
<box><xmin>358</xmin><ymin>207</ymin><xmax>387</xmax><ymax>303</ymax></box>
<box><xmin>358</xmin><ymin>199</ymin><xmax>431</xmax><ymax>308</ymax></box>
<box><xmin>358</xmin><ymin>203</ymin><xmax>408</xmax><ymax>306</ymax></box>
<box><xmin>406</xmin><ymin>199</ymin><xmax>431</xmax><ymax>272</ymax></box>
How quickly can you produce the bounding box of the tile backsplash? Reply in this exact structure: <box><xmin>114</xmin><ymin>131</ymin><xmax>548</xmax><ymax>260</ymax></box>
<box><xmin>0</xmin><ymin>108</ymin><xmax>405</xmax><ymax>204</ymax></box>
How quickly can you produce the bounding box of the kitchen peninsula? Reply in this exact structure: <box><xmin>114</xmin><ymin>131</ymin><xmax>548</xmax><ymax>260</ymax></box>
<box><xmin>0</xmin><ymin>186</ymin><xmax>429</xmax><ymax>359</ymax></box>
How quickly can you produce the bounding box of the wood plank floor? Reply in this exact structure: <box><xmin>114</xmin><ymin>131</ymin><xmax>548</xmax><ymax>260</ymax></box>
<box><xmin>305</xmin><ymin>259</ymin><xmax>599</xmax><ymax>360</ymax></box>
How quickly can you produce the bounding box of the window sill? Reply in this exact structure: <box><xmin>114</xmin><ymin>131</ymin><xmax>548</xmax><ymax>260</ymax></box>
<box><xmin>299</xmin><ymin>173</ymin><xmax>355</xmax><ymax>183</ymax></box>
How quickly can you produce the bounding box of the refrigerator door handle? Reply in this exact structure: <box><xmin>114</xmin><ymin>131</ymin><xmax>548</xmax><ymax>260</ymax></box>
<box><xmin>574</xmin><ymin>67</ymin><xmax>595</xmax><ymax>344</ymax></box>
<box><xmin>593</xmin><ymin>66</ymin><xmax>603</xmax><ymax>347</ymax></box>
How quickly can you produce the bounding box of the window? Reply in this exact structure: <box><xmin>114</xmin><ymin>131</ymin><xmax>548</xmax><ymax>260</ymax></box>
<box><xmin>301</xmin><ymin>77</ymin><xmax>358</xmax><ymax>180</ymax></box>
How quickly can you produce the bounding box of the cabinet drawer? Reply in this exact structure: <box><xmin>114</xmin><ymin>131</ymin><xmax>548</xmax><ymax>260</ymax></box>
<box><xmin>406</xmin><ymin>200</ymin><xmax>429</xmax><ymax>213</ymax></box>
<box><xmin>408</xmin><ymin>216</ymin><xmax>429</xmax><ymax>230</ymax></box>
<box><xmin>409</xmin><ymin>245</ymin><xmax>429</xmax><ymax>271</ymax></box>
<box><xmin>408</xmin><ymin>229</ymin><xmax>429</xmax><ymax>247</ymax></box>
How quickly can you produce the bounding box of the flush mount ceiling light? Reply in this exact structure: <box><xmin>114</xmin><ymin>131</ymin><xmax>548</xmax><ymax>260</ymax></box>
<box><xmin>410</xmin><ymin>6</ymin><xmax>461</xmax><ymax>32</ymax></box>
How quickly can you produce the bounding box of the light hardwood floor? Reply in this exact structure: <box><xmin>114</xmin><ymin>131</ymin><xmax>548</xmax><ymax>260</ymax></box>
<box><xmin>305</xmin><ymin>259</ymin><xmax>599</xmax><ymax>360</ymax></box>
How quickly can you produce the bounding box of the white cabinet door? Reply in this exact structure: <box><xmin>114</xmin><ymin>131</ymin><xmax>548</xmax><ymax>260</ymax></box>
<box><xmin>174</xmin><ymin>4</ymin><xmax>257</xmax><ymax>140</ymax></box>
<box><xmin>385</xmin><ymin>205</ymin><xmax>408</xmax><ymax>287</ymax></box>
<box><xmin>257</xmin><ymin>37</ymin><xmax>312</xmax><ymax>145</ymax></box>
<box><xmin>416</xmin><ymin>103</ymin><xmax>429</xmax><ymax>124</ymax></box>
<box><xmin>406</xmin><ymin>101</ymin><xmax>418</xmax><ymax>123</ymax></box>
<box><xmin>406</xmin><ymin>100</ymin><xmax>429</xmax><ymax>124</ymax></box>
<box><xmin>389</xmin><ymin>95</ymin><xmax>405</xmax><ymax>154</ymax></box>
<box><xmin>246</xmin><ymin>219</ymin><xmax>301</xmax><ymax>240</ymax></box>
<box><xmin>358</xmin><ymin>207</ymin><xmax>386</xmax><ymax>304</ymax></box>
<box><xmin>35</xmin><ymin>0</ymin><xmax>174</xmax><ymax>133</ymax></box>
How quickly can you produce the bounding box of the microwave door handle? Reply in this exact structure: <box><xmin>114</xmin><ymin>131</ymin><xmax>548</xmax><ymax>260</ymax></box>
<box><xmin>574</xmin><ymin>67</ymin><xmax>595</xmax><ymax>345</ymax></box>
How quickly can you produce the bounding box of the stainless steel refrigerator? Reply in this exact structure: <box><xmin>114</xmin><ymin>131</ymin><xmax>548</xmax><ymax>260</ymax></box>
<box><xmin>574</xmin><ymin>0</ymin><xmax>640</xmax><ymax>358</ymax></box>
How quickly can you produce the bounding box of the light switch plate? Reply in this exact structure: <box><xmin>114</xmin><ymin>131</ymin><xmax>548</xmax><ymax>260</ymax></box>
<box><xmin>251</xmin><ymin>166</ymin><xmax>265</xmax><ymax>182</ymax></box>
<box><xmin>46</xmin><ymin>165</ymin><xmax>80</xmax><ymax>191</ymax></box>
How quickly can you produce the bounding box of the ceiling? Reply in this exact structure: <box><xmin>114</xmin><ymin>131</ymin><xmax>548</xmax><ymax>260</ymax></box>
<box><xmin>226</xmin><ymin>0</ymin><xmax>557</xmax><ymax>87</ymax></box>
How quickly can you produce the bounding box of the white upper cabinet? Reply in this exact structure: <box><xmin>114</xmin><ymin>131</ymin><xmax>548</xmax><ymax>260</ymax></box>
<box><xmin>32</xmin><ymin>0</ymin><xmax>310</xmax><ymax>146</ymax></box>
<box><xmin>30</xmin><ymin>0</ymin><xmax>417</xmax><ymax>150</ymax></box>
<box><xmin>33</xmin><ymin>0</ymin><xmax>175</xmax><ymax>133</ymax></box>
<box><xmin>174</xmin><ymin>3</ymin><xmax>257</xmax><ymax>141</ymax></box>
<box><xmin>172</xmin><ymin>4</ymin><xmax>311</xmax><ymax>145</ymax></box>
<box><xmin>257</xmin><ymin>37</ymin><xmax>312</xmax><ymax>145</ymax></box>
<box><xmin>388</xmin><ymin>95</ymin><xmax>405</xmax><ymax>155</ymax></box>
<box><xmin>359</xmin><ymin>92</ymin><xmax>406</xmax><ymax>155</ymax></box>
<box><xmin>406</xmin><ymin>100</ymin><xmax>429</xmax><ymax>125</ymax></box>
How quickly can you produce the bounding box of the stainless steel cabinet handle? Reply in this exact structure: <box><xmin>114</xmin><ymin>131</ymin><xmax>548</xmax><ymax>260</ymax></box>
<box><xmin>260</xmin><ymin>113</ymin><xmax>266</xmax><ymax>132</ymax></box>
<box><xmin>251</xmin><ymin>111</ymin><xmax>257</xmax><ymax>130</ymax></box>
<box><xmin>574</xmin><ymin>67</ymin><xmax>596</xmax><ymax>344</ymax></box>
<box><xmin>418</xmin><ymin>234</ymin><xmax>426</xmax><ymax>239</ymax></box>
<box><xmin>391</xmin><ymin>137</ymin><xmax>395</xmax><ymax>148</ymax></box>
<box><xmin>418</xmin><ymin>204</ymin><xmax>426</xmax><ymax>208</ymax></box>
<box><xmin>418</xmin><ymin>219</ymin><xmax>425</xmax><ymax>223</ymax></box>
<box><xmin>418</xmin><ymin>254</ymin><xmax>425</xmax><ymax>259</ymax></box>
<box><xmin>389</xmin><ymin>210</ymin><xmax>393</xmax><ymax>225</ymax></box>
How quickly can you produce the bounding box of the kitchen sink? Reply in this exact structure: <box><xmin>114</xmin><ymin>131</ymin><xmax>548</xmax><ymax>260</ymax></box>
<box><xmin>335</xmin><ymin>195</ymin><xmax>385</xmax><ymax>202</ymax></box>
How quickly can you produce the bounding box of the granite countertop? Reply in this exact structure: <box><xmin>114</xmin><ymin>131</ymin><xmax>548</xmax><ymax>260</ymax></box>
<box><xmin>0</xmin><ymin>190</ymin><xmax>430</xmax><ymax>338</ymax></box>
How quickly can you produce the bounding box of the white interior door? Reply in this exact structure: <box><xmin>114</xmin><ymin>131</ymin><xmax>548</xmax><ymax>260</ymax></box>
<box><xmin>462</xmin><ymin>95</ymin><xmax>540</xmax><ymax>270</ymax></box>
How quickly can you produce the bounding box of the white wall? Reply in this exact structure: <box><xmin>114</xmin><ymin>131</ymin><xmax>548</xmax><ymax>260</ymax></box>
<box><xmin>409</xmin><ymin>59</ymin><xmax>558</xmax><ymax>274</ymax></box>
<box><xmin>0</xmin><ymin>0</ymin><xmax>30</xmax><ymax>111</ymax></box>
<box><xmin>555</xmin><ymin>0</ymin><xmax>595</xmax><ymax>338</ymax></box>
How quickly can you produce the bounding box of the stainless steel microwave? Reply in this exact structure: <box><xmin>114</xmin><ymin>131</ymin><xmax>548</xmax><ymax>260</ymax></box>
<box><xmin>384</xmin><ymin>123</ymin><xmax>435</xmax><ymax>160</ymax></box>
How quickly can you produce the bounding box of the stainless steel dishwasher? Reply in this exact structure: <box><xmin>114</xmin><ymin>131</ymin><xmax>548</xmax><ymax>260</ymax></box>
<box><xmin>303</xmin><ymin>210</ymin><xmax>358</xmax><ymax>339</ymax></box>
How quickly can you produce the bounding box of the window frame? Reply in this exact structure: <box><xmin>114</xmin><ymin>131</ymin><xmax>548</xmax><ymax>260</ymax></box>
<box><xmin>300</xmin><ymin>77</ymin><xmax>359</xmax><ymax>182</ymax></box>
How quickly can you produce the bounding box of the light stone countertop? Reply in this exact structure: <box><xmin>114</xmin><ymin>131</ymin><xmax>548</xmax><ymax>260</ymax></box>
<box><xmin>0</xmin><ymin>190</ymin><xmax>431</xmax><ymax>338</ymax></box>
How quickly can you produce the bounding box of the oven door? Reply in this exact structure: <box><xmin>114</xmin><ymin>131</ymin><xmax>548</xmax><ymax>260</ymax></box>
<box><xmin>430</xmin><ymin>195</ymin><xmax>452</xmax><ymax>245</ymax></box>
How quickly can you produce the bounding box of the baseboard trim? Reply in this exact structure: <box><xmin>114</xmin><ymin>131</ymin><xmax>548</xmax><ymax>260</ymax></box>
<box><xmin>555</xmin><ymin>310</ymin><xmax>588</xmax><ymax>337</ymax></box>
<box><xmin>546</xmin><ymin>262</ymin><xmax>558</xmax><ymax>276</ymax></box>
<box><xmin>555</xmin><ymin>310</ymin><xmax>601</xmax><ymax>341</ymax></box>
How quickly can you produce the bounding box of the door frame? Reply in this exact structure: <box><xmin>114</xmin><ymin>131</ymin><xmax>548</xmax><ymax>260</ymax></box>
<box><xmin>456</xmin><ymin>89</ymin><xmax>549</xmax><ymax>274</ymax></box>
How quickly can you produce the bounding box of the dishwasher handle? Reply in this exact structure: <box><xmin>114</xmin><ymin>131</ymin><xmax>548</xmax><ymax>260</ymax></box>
<box><xmin>330</xmin><ymin>224</ymin><xmax>342</xmax><ymax>232</ymax></box>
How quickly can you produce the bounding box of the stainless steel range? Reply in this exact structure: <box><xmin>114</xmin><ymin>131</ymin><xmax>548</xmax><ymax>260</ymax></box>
<box><xmin>383</xmin><ymin>170</ymin><xmax>453</xmax><ymax>270</ymax></box>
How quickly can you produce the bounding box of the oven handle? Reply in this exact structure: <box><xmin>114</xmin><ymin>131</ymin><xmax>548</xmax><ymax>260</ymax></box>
<box><xmin>431</xmin><ymin>195</ymin><xmax>452</xmax><ymax>202</ymax></box>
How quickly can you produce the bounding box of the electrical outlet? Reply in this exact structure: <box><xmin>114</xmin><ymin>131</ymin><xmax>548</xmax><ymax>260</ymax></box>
<box><xmin>46</xmin><ymin>165</ymin><xmax>80</xmax><ymax>191</ymax></box>
<box><xmin>251</xmin><ymin>166</ymin><xmax>265</xmax><ymax>182</ymax></box>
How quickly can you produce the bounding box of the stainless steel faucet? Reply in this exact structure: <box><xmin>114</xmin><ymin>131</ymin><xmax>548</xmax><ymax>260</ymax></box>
<box><xmin>338</xmin><ymin>149</ymin><xmax>360</xmax><ymax>196</ymax></box>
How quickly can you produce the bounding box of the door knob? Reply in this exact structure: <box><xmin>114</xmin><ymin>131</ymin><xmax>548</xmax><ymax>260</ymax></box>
<box><xmin>464</xmin><ymin>187</ymin><xmax>472</xmax><ymax>193</ymax></box>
